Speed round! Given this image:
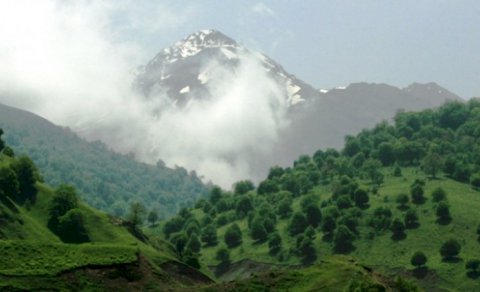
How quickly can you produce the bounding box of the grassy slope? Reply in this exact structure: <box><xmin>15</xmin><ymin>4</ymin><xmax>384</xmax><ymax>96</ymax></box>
<box><xmin>0</xmin><ymin>154</ymin><xmax>211</xmax><ymax>290</ymax></box>
<box><xmin>154</xmin><ymin>168</ymin><xmax>480</xmax><ymax>291</ymax></box>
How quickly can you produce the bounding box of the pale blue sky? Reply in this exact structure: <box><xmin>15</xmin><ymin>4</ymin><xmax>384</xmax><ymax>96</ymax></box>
<box><xmin>121</xmin><ymin>0</ymin><xmax>480</xmax><ymax>98</ymax></box>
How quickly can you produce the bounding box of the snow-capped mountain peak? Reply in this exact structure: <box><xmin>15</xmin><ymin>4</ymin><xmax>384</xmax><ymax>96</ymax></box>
<box><xmin>134</xmin><ymin>29</ymin><xmax>321</xmax><ymax>108</ymax></box>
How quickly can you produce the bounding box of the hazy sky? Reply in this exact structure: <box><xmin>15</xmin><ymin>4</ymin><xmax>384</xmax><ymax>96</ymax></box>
<box><xmin>118</xmin><ymin>0</ymin><xmax>480</xmax><ymax>98</ymax></box>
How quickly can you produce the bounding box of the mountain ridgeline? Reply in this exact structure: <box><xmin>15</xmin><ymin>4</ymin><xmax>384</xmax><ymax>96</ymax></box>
<box><xmin>0</xmin><ymin>102</ymin><xmax>209</xmax><ymax>219</ymax></box>
<box><xmin>156</xmin><ymin>99</ymin><xmax>480</xmax><ymax>291</ymax></box>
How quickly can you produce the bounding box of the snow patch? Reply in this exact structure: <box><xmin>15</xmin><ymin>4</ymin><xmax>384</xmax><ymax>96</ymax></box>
<box><xmin>335</xmin><ymin>86</ymin><xmax>346</xmax><ymax>90</ymax></box>
<box><xmin>286</xmin><ymin>79</ymin><xmax>304</xmax><ymax>105</ymax></box>
<box><xmin>319</xmin><ymin>89</ymin><xmax>329</xmax><ymax>94</ymax></box>
<box><xmin>180</xmin><ymin>86</ymin><xmax>190</xmax><ymax>94</ymax></box>
<box><xmin>198</xmin><ymin>72</ymin><xmax>209</xmax><ymax>84</ymax></box>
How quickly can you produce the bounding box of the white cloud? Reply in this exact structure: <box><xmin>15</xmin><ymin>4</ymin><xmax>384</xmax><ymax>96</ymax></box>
<box><xmin>0</xmin><ymin>0</ymin><xmax>288</xmax><ymax>188</ymax></box>
<box><xmin>252</xmin><ymin>2</ymin><xmax>275</xmax><ymax>16</ymax></box>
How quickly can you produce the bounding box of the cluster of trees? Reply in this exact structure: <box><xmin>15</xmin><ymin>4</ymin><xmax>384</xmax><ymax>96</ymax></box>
<box><xmin>341</xmin><ymin>100</ymin><xmax>480</xmax><ymax>186</ymax></box>
<box><xmin>47</xmin><ymin>185</ymin><xmax>89</xmax><ymax>243</ymax></box>
<box><xmin>2</xmin><ymin>121</ymin><xmax>209</xmax><ymax>218</ymax></box>
<box><xmin>0</xmin><ymin>130</ymin><xmax>39</xmax><ymax>205</ymax></box>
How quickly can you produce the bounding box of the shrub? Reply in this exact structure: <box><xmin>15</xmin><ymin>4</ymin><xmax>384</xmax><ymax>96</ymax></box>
<box><xmin>440</xmin><ymin>239</ymin><xmax>461</xmax><ymax>260</ymax></box>
<box><xmin>411</xmin><ymin>251</ymin><xmax>427</xmax><ymax>268</ymax></box>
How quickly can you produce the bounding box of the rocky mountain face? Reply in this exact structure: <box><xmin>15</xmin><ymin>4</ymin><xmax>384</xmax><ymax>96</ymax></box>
<box><xmin>131</xmin><ymin>29</ymin><xmax>461</xmax><ymax>184</ymax></box>
<box><xmin>133</xmin><ymin>29</ymin><xmax>320</xmax><ymax>110</ymax></box>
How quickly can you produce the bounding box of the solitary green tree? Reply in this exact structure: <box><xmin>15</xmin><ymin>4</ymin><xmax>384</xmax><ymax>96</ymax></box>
<box><xmin>411</xmin><ymin>251</ymin><xmax>427</xmax><ymax>268</ymax></box>
<box><xmin>440</xmin><ymin>239</ymin><xmax>461</xmax><ymax>260</ymax></box>
<box><xmin>128</xmin><ymin>202</ymin><xmax>146</xmax><ymax>231</ymax></box>
<box><xmin>436</xmin><ymin>201</ymin><xmax>451</xmax><ymax>224</ymax></box>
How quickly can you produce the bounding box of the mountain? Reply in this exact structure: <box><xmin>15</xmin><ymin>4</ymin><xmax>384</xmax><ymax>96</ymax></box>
<box><xmin>0</xmin><ymin>102</ymin><xmax>209</xmax><ymax>218</ymax></box>
<box><xmin>131</xmin><ymin>29</ymin><xmax>462</xmax><ymax>184</ymax></box>
<box><xmin>133</xmin><ymin>29</ymin><xmax>320</xmax><ymax>109</ymax></box>
<box><xmin>278</xmin><ymin>82</ymin><xmax>462</xmax><ymax>165</ymax></box>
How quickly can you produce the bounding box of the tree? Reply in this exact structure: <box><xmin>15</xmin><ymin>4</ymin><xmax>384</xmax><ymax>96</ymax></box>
<box><xmin>277</xmin><ymin>197</ymin><xmax>293</xmax><ymax>219</ymax></box>
<box><xmin>48</xmin><ymin>185</ymin><xmax>79</xmax><ymax>226</ymax></box>
<box><xmin>396</xmin><ymin>193</ymin><xmax>409</xmax><ymax>209</ymax></box>
<box><xmin>250</xmin><ymin>216</ymin><xmax>268</xmax><ymax>242</ymax></box>
<box><xmin>440</xmin><ymin>239</ymin><xmax>461</xmax><ymax>260</ymax></box>
<box><xmin>362</xmin><ymin>159</ymin><xmax>383</xmax><ymax>184</ymax></box>
<box><xmin>422</xmin><ymin>151</ymin><xmax>444</xmax><ymax>179</ymax></box>
<box><xmin>0</xmin><ymin>129</ymin><xmax>4</xmax><ymax>152</ymax></box>
<box><xmin>128</xmin><ymin>202</ymin><xmax>146</xmax><ymax>231</ymax></box>
<box><xmin>10</xmin><ymin>156</ymin><xmax>38</xmax><ymax>203</ymax></box>
<box><xmin>378</xmin><ymin>142</ymin><xmax>395</xmax><ymax>166</ymax></box>
<box><xmin>411</xmin><ymin>251</ymin><xmax>427</xmax><ymax>268</ymax></box>
<box><xmin>296</xmin><ymin>234</ymin><xmax>317</xmax><ymax>264</ymax></box>
<box><xmin>224</xmin><ymin>224</ymin><xmax>242</xmax><ymax>248</ymax></box>
<box><xmin>163</xmin><ymin>216</ymin><xmax>185</xmax><ymax>238</ymax></box>
<box><xmin>404</xmin><ymin>209</ymin><xmax>419</xmax><ymax>229</ymax></box>
<box><xmin>471</xmin><ymin>173</ymin><xmax>480</xmax><ymax>190</ymax></box>
<box><xmin>289</xmin><ymin>212</ymin><xmax>307</xmax><ymax>236</ymax></box>
<box><xmin>171</xmin><ymin>232</ymin><xmax>188</xmax><ymax>256</ymax></box>
<box><xmin>436</xmin><ymin>201</ymin><xmax>451</xmax><ymax>224</ymax></box>
<box><xmin>216</xmin><ymin>246</ymin><xmax>230</xmax><ymax>265</ymax></box>
<box><xmin>304</xmin><ymin>203</ymin><xmax>322</xmax><ymax>227</ymax></box>
<box><xmin>466</xmin><ymin>259</ymin><xmax>480</xmax><ymax>278</ymax></box>
<box><xmin>186</xmin><ymin>234</ymin><xmax>201</xmax><ymax>253</ymax></box>
<box><xmin>2</xmin><ymin>146</ymin><xmax>14</xmax><ymax>157</ymax></box>
<box><xmin>201</xmin><ymin>224</ymin><xmax>218</xmax><ymax>246</ymax></box>
<box><xmin>333</xmin><ymin>225</ymin><xmax>355</xmax><ymax>253</ymax></box>
<box><xmin>257</xmin><ymin>179</ymin><xmax>279</xmax><ymax>195</ymax></box>
<box><xmin>391</xmin><ymin>218</ymin><xmax>406</xmax><ymax>240</ymax></box>
<box><xmin>410</xmin><ymin>184</ymin><xmax>425</xmax><ymax>205</ymax></box>
<box><xmin>322</xmin><ymin>214</ymin><xmax>336</xmax><ymax>235</ymax></box>
<box><xmin>477</xmin><ymin>224</ymin><xmax>480</xmax><ymax>242</ymax></box>
<box><xmin>235</xmin><ymin>196</ymin><xmax>253</xmax><ymax>218</ymax></box>
<box><xmin>233</xmin><ymin>180</ymin><xmax>255</xmax><ymax>195</ymax></box>
<box><xmin>209</xmin><ymin>186</ymin><xmax>223</xmax><ymax>204</ymax></box>
<box><xmin>147</xmin><ymin>210</ymin><xmax>159</xmax><ymax>226</ymax></box>
<box><xmin>0</xmin><ymin>167</ymin><xmax>19</xmax><ymax>199</ymax></box>
<box><xmin>393</xmin><ymin>163</ymin><xmax>402</xmax><ymax>177</ymax></box>
<box><xmin>268</xmin><ymin>233</ymin><xmax>282</xmax><ymax>255</ymax></box>
<box><xmin>431</xmin><ymin>187</ymin><xmax>447</xmax><ymax>203</ymax></box>
<box><xmin>56</xmin><ymin>209</ymin><xmax>89</xmax><ymax>243</ymax></box>
<box><xmin>353</xmin><ymin>188</ymin><xmax>369</xmax><ymax>209</ymax></box>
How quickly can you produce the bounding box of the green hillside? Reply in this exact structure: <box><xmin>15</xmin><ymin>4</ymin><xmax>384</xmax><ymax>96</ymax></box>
<box><xmin>0</xmin><ymin>102</ymin><xmax>209</xmax><ymax>219</ymax></box>
<box><xmin>154</xmin><ymin>100</ymin><xmax>480</xmax><ymax>291</ymax></box>
<box><xmin>0</xmin><ymin>135</ymin><xmax>212</xmax><ymax>291</ymax></box>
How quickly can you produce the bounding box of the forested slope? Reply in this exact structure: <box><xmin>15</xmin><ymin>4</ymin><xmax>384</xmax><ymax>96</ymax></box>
<box><xmin>0</xmin><ymin>102</ymin><xmax>209</xmax><ymax>218</ymax></box>
<box><xmin>156</xmin><ymin>100</ymin><xmax>480</xmax><ymax>291</ymax></box>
